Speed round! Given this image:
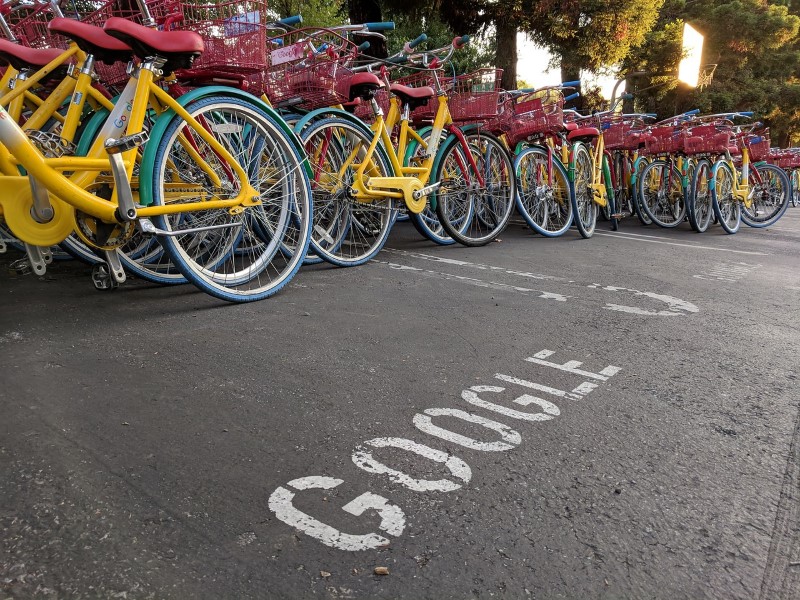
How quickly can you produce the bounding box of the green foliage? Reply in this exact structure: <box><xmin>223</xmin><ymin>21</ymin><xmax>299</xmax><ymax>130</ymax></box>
<box><xmin>625</xmin><ymin>0</ymin><xmax>800</xmax><ymax>143</ymax></box>
<box><xmin>384</xmin><ymin>10</ymin><xmax>494</xmax><ymax>74</ymax></box>
<box><xmin>269</xmin><ymin>0</ymin><xmax>347</xmax><ymax>28</ymax></box>
<box><xmin>525</xmin><ymin>0</ymin><xmax>665</xmax><ymax>74</ymax></box>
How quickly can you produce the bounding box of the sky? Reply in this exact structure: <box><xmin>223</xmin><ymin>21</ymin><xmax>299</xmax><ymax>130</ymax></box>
<box><xmin>516</xmin><ymin>33</ymin><xmax>621</xmax><ymax>97</ymax></box>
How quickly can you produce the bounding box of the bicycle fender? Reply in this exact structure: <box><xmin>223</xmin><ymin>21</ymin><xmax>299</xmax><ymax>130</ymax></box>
<box><xmin>75</xmin><ymin>107</ymin><xmax>111</xmax><ymax>157</ymax></box>
<box><xmin>293</xmin><ymin>108</ymin><xmax>375</xmax><ymax>140</ymax></box>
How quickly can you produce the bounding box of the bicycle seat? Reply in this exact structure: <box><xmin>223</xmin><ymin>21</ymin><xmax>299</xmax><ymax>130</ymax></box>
<box><xmin>567</xmin><ymin>126</ymin><xmax>600</xmax><ymax>141</ymax></box>
<box><xmin>103</xmin><ymin>17</ymin><xmax>203</xmax><ymax>74</ymax></box>
<box><xmin>564</xmin><ymin>122</ymin><xmax>578</xmax><ymax>131</ymax></box>
<box><xmin>389</xmin><ymin>83</ymin><xmax>434</xmax><ymax>109</ymax></box>
<box><xmin>0</xmin><ymin>39</ymin><xmax>64</xmax><ymax>71</ymax></box>
<box><xmin>48</xmin><ymin>18</ymin><xmax>132</xmax><ymax>65</ymax></box>
<box><xmin>348</xmin><ymin>72</ymin><xmax>384</xmax><ymax>101</ymax></box>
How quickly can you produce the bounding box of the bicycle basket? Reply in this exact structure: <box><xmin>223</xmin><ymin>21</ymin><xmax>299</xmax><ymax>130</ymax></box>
<box><xmin>683</xmin><ymin>123</ymin><xmax>731</xmax><ymax>155</ymax></box>
<box><xmin>505</xmin><ymin>89</ymin><xmax>564</xmax><ymax>144</ymax></box>
<box><xmin>265</xmin><ymin>27</ymin><xmax>359</xmax><ymax>109</ymax></box>
<box><xmin>742</xmin><ymin>132</ymin><xmax>770</xmax><ymax>161</ymax></box>
<box><xmin>3</xmin><ymin>1</ymin><xmax>66</xmax><ymax>48</ymax></box>
<box><xmin>448</xmin><ymin>68</ymin><xmax>503</xmax><ymax>122</ymax></box>
<box><xmin>644</xmin><ymin>125</ymin><xmax>687</xmax><ymax>154</ymax></box>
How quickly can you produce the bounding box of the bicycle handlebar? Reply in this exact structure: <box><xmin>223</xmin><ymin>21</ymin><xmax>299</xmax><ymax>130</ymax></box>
<box><xmin>364</xmin><ymin>21</ymin><xmax>395</xmax><ymax>32</ymax></box>
<box><xmin>405</xmin><ymin>33</ymin><xmax>427</xmax><ymax>52</ymax></box>
<box><xmin>276</xmin><ymin>15</ymin><xmax>302</xmax><ymax>27</ymax></box>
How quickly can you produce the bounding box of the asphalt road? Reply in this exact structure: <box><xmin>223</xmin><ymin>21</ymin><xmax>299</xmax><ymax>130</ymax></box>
<box><xmin>2</xmin><ymin>209</ymin><xmax>799</xmax><ymax>599</ymax></box>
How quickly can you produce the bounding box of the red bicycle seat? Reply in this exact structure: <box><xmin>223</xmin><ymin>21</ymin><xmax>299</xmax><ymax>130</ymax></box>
<box><xmin>0</xmin><ymin>39</ymin><xmax>63</xmax><ymax>71</ymax></box>
<box><xmin>567</xmin><ymin>127</ymin><xmax>600</xmax><ymax>141</ymax></box>
<box><xmin>103</xmin><ymin>17</ymin><xmax>203</xmax><ymax>74</ymax></box>
<box><xmin>48</xmin><ymin>18</ymin><xmax>132</xmax><ymax>65</ymax></box>
<box><xmin>389</xmin><ymin>83</ymin><xmax>434</xmax><ymax>108</ymax></box>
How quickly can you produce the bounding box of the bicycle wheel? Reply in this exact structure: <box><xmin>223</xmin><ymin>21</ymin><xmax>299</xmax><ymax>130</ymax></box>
<box><xmin>433</xmin><ymin>129</ymin><xmax>516</xmax><ymax>247</ymax></box>
<box><xmin>638</xmin><ymin>159</ymin><xmax>686</xmax><ymax>228</ymax></box>
<box><xmin>406</xmin><ymin>128</ymin><xmax>460</xmax><ymax>245</ymax></box>
<box><xmin>150</xmin><ymin>95</ymin><xmax>312</xmax><ymax>302</ymax></box>
<box><xmin>299</xmin><ymin>117</ymin><xmax>396</xmax><ymax>266</ymax></box>
<box><xmin>741</xmin><ymin>163</ymin><xmax>790</xmax><ymax>228</ymax></box>
<box><xmin>791</xmin><ymin>169</ymin><xmax>800</xmax><ymax>207</ymax></box>
<box><xmin>688</xmin><ymin>158</ymin><xmax>713</xmax><ymax>233</ymax></box>
<box><xmin>710</xmin><ymin>160</ymin><xmax>740</xmax><ymax>234</ymax></box>
<box><xmin>612</xmin><ymin>151</ymin><xmax>633</xmax><ymax>219</ymax></box>
<box><xmin>631</xmin><ymin>157</ymin><xmax>653</xmax><ymax>225</ymax></box>
<box><xmin>570</xmin><ymin>142</ymin><xmax>596</xmax><ymax>238</ymax></box>
<box><xmin>514</xmin><ymin>145</ymin><xmax>572</xmax><ymax>237</ymax></box>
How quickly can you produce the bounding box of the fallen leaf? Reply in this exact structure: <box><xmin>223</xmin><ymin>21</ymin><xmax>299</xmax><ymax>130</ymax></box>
<box><xmin>320</xmin><ymin>571</ymin><xmax>331</xmax><ymax>578</ymax></box>
<box><xmin>374</xmin><ymin>567</ymin><xmax>389</xmax><ymax>576</ymax></box>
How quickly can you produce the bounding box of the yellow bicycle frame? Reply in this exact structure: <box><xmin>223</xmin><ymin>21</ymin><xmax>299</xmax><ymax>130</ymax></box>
<box><xmin>0</xmin><ymin>61</ymin><xmax>260</xmax><ymax>246</ymax></box>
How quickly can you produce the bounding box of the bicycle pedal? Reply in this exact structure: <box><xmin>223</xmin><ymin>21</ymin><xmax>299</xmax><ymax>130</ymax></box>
<box><xmin>105</xmin><ymin>131</ymin><xmax>149</xmax><ymax>155</ymax></box>
<box><xmin>611</xmin><ymin>213</ymin><xmax>624</xmax><ymax>219</ymax></box>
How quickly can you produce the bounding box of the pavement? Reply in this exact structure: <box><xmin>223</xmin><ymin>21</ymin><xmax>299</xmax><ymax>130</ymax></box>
<box><xmin>1</xmin><ymin>209</ymin><xmax>799</xmax><ymax>599</ymax></box>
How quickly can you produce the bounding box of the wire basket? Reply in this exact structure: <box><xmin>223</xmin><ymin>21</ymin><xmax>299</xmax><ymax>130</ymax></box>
<box><xmin>773</xmin><ymin>150</ymin><xmax>800</xmax><ymax>169</ymax></box>
<box><xmin>2</xmin><ymin>1</ymin><xmax>67</xmax><ymax>48</ymax></box>
<box><xmin>603</xmin><ymin>119</ymin><xmax>649</xmax><ymax>151</ymax></box>
<box><xmin>644</xmin><ymin>125</ymin><xmax>687</xmax><ymax>154</ymax></box>
<box><xmin>448</xmin><ymin>68</ymin><xmax>502</xmax><ymax>122</ymax></box>
<box><xmin>265</xmin><ymin>28</ymin><xmax>359</xmax><ymax>109</ymax></box>
<box><xmin>683</xmin><ymin>123</ymin><xmax>731</xmax><ymax>155</ymax></box>
<box><xmin>502</xmin><ymin>89</ymin><xmax>564</xmax><ymax>145</ymax></box>
<box><xmin>742</xmin><ymin>132</ymin><xmax>770</xmax><ymax>161</ymax></box>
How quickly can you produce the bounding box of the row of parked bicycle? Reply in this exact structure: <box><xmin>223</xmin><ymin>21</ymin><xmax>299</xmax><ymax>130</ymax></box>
<box><xmin>0</xmin><ymin>0</ymin><xmax>796</xmax><ymax>301</ymax></box>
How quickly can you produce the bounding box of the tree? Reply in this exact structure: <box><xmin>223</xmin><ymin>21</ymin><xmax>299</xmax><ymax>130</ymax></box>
<box><xmin>524</xmin><ymin>0</ymin><xmax>665</xmax><ymax>83</ymax></box>
<box><xmin>624</xmin><ymin>0</ymin><xmax>800</xmax><ymax>143</ymax></box>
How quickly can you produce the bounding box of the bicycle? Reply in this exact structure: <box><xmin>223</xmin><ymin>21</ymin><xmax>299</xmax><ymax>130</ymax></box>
<box><xmin>0</xmin><ymin>15</ymin><xmax>313</xmax><ymax>301</ymax></box>
<box><xmin>709</xmin><ymin>124</ymin><xmax>790</xmax><ymax>234</ymax></box>
<box><xmin>294</xmin><ymin>35</ymin><xmax>515</xmax><ymax>265</ymax></box>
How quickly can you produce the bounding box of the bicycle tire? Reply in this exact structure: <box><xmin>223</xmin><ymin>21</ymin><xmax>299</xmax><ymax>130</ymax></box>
<box><xmin>433</xmin><ymin>129</ymin><xmax>516</xmax><ymax>246</ymax></box>
<box><xmin>299</xmin><ymin>116</ymin><xmax>396</xmax><ymax>266</ymax></box>
<box><xmin>150</xmin><ymin>95</ymin><xmax>312</xmax><ymax>302</ymax></box>
<box><xmin>710</xmin><ymin>160</ymin><xmax>741</xmax><ymax>234</ymax></box>
<box><xmin>688</xmin><ymin>158</ymin><xmax>713</xmax><ymax>233</ymax></box>
<box><xmin>741</xmin><ymin>163</ymin><xmax>790</xmax><ymax>228</ymax></box>
<box><xmin>638</xmin><ymin>159</ymin><xmax>686</xmax><ymax>228</ymax></box>
<box><xmin>570</xmin><ymin>142</ymin><xmax>596</xmax><ymax>238</ymax></box>
<box><xmin>514</xmin><ymin>145</ymin><xmax>573</xmax><ymax>237</ymax></box>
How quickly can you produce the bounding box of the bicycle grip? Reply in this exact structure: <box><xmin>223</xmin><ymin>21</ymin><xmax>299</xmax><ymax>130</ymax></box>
<box><xmin>517</xmin><ymin>88</ymin><xmax>535</xmax><ymax>93</ymax></box>
<box><xmin>681</xmin><ymin>108</ymin><xmax>700</xmax><ymax>116</ymax></box>
<box><xmin>406</xmin><ymin>33</ymin><xmax>427</xmax><ymax>50</ymax></box>
<box><xmin>738</xmin><ymin>111</ymin><xmax>754</xmax><ymax>117</ymax></box>
<box><xmin>453</xmin><ymin>34</ymin><xmax>470</xmax><ymax>49</ymax></box>
<box><xmin>564</xmin><ymin>92</ymin><xmax>580</xmax><ymax>102</ymax></box>
<box><xmin>561</xmin><ymin>80</ymin><xmax>581</xmax><ymax>88</ymax></box>
<box><xmin>750</xmin><ymin>136</ymin><xmax>764</xmax><ymax>144</ymax></box>
<box><xmin>386</xmin><ymin>54</ymin><xmax>409</xmax><ymax>64</ymax></box>
<box><xmin>645</xmin><ymin>113</ymin><xmax>658</xmax><ymax>118</ymax></box>
<box><xmin>277</xmin><ymin>15</ymin><xmax>302</xmax><ymax>26</ymax></box>
<box><xmin>365</xmin><ymin>21</ymin><xmax>395</xmax><ymax>31</ymax></box>
<box><xmin>357</xmin><ymin>41</ymin><xmax>371</xmax><ymax>52</ymax></box>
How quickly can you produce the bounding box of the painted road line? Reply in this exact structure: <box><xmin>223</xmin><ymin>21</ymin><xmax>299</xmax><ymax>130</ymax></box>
<box><xmin>693</xmin><ymin>262</ymin><xmax>761</xmax><ymax>282</ymax></box>
<box><xmin>374</xmin><ymin>259</ymin><xmax>697</xmax><ymax>316</ymax></box>
<box><xmin>376</xmin><ymin>253</ymin><xmax>701</xmax><ymax>317</ymax></box>
<box><xmin>593</xmin><ymin>231</ymin><xmax>770</xmax><ymax>255</ymax></box>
